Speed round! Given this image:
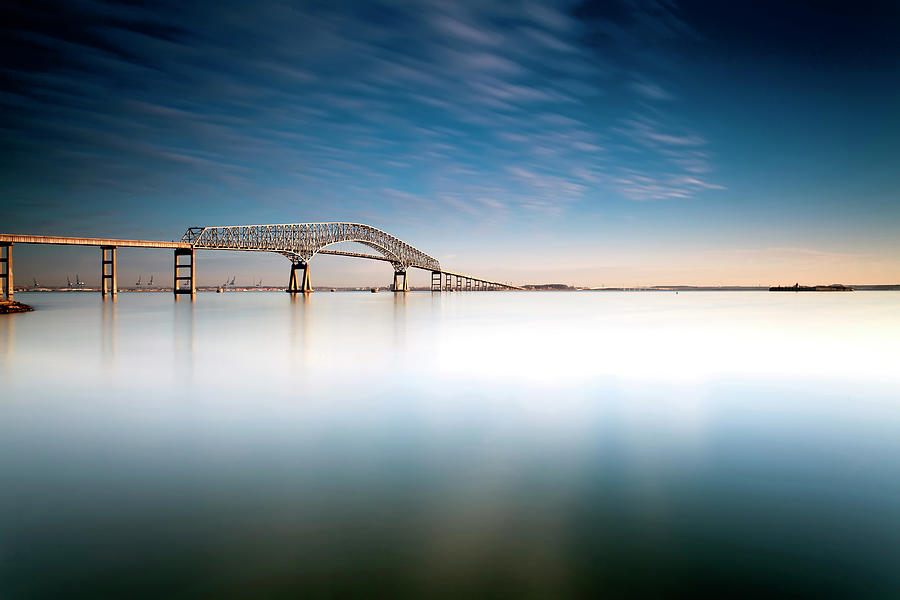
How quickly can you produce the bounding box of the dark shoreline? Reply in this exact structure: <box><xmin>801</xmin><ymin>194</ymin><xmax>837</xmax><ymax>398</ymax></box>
<box><xmin>0</xmin><ymin>300</ymin><xmax>34</xmax><ymax>313</ymax></box>
<box><xmin>10</xmin><ymin>285</ymin><xmax>900</xmax><ymax>294</ymax></box>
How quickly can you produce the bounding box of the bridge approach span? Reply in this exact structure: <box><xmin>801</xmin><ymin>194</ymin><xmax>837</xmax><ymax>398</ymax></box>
<box><xmin>0</xmin><ymin>233</ymin><xmax>189</xmax><ymax>249</ymax></box>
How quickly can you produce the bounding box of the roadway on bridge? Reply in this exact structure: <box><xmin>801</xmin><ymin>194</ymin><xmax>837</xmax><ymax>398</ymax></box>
<box><xmin>1</xmin><ymin>225</ymin><xmax>523</xmax><ymax>299</ymax></box>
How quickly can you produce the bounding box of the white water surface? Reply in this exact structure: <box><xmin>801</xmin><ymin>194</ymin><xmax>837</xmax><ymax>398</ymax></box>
<box><xmin>1</xmin><ymin>291</ymin><xmax>899</xmax><ymax>598</ymax></box>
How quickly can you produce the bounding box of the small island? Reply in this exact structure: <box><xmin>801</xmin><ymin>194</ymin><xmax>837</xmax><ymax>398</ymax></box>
<box><xmin>769</xmin><ymin>283</ymin><xmax>853</xmax><ymax>292</ymax></box>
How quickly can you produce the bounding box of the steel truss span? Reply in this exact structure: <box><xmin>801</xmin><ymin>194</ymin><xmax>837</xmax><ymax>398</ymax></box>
<box><xmin>182</xmin><ymin>223</ymin><xmax>440</xmax><ymax>272</ymax></box>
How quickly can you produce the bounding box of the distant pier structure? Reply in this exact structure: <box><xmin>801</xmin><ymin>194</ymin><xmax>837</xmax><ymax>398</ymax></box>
<box><xmin>0</xmin><ymin>223</ymin><xmax>521</xmax><ymax>301</ymax></box>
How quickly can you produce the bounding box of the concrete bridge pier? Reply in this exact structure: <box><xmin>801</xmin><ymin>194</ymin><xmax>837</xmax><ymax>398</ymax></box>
<box><xmin>287</xmin><ymin>261</ymin><xmax>311</xmax><ymax>293</ymax></box>
<box><xmin>392</xmin><ymin>269</ymin><xmax>409</xmax><ymax>292</ymax></box>
<box><xmin>1</xmin><ymin>242</ymin><xmax>12</xmax><ymax>301</ymax></box>
<box><xmin>101</xmin><ymin>246</ymin><xmax>117</xmax><ymax>297</ymax></box>
<box><xmin>445</xmin><ymin>272</ymin><xmax>452</xmax><ymax>291</ymax></box>
<box><xmin>173</xmin><ymin>248</ymin><xmax>195</xmax><ymax>297</ymax></box>
<box><xmin>431</xmin><ymin>271</ymin><xmax>441</xmax><ymax>292</ymax></box>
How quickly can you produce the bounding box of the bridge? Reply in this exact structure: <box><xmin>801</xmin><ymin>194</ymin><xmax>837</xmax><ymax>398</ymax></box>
<box><xmin>0</xmin><ymin>223</ymin><xmax>522</xmax><ymax>300</ymax></box>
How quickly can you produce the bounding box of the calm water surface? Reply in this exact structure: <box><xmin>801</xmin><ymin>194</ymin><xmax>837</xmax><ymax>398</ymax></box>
<box><xmin>1</xmin><ymin>291</ymin><xmax>899</xmax><ymax>598</ymax></box>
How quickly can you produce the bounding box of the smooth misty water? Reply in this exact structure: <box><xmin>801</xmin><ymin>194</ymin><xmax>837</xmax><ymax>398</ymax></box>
<box><xmin>1</xmin><ymin>291</ymin><xmax>899</xmax><ymax>598</ymax></box>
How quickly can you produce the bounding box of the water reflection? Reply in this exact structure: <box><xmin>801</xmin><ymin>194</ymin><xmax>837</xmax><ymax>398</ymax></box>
<box><xmin>392</xmin><ymin>291</ymin><xmax>408</xmax><ymax>356</ymax></box>
<box><xmin>172</xmin><ymin>296</ymin><xmax>194</xmax><ymax>381</ymax></box>
<box><xmin>0</xmin><ymin>317</ymin><xmax>13</xmax><ymax>369</ymax></box>
<box><xmin>101</xmin><ymin>295</ymin><xmax>117</xmax><ymax>363</ymax></box>
<box><xmin>289</xmin><ymin>292</ymin><xmax>311</xmax><ymax>368</ymax></box>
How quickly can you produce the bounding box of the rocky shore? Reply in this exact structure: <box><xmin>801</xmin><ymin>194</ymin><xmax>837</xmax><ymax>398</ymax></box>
<box><xmin>0</xmin><ymin>300</ymin><xmax>34</xmax><ymax>313</ymax></box>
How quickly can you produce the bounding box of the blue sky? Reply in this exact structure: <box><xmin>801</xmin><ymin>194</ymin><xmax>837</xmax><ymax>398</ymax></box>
<box><xmin>2</xmin><ymin>0</ymin><xmax>899</xmax><ymax>286</ymax></box>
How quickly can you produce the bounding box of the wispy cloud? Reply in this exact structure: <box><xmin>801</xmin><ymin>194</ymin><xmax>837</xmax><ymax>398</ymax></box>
<box><xmin>720</xmin><ymin>247</ymin><xmax>875</xmax><ymax>260</ymax></box>
<box><xmin>1</xmin><ymin>0</ymin><xmax>722</xmax><ymax>231</ymax></box>
<box><xmin>610</xmin><ymin>170</ymin><xmax>723</xmax><ymax>201</ymax></box>
<box><xmin>627</xmin><ymin>76</ymin><xmax>676</xmax><ymax>101</ymax></box>
<box><xmin>615</xmin><ymin>116</ymin><xmax>707</xmax><ymax>148</ymax></box>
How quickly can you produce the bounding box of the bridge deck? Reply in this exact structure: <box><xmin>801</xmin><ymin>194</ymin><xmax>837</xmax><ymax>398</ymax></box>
<box><xmin>318</xmin><ymin>250</ymin><xmax>522</xmax><ymax>289</ymax></box>
<box><xmin>0</xmin><ymin>234</ymin><xmax>190</xmax><ymax>249</ymax></box>
<box><xmin>438</xmin><ymin>269</ymin><xmax>523</xmax><ymax>290</ymax></box>
<box><xmin>1</xmin><ymin>232</ymin><xmax>522</xmax><ymax>290</ymax></box>
<box><xmin>317</xmin><ymin>249</ymin><xmax>393</xmax><ymax>262</ymax></box>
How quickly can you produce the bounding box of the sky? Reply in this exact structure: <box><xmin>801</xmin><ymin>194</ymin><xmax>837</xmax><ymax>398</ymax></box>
<box><xmin>2</xmin><ymin>0</ymin><xmax>899</xmax><ymax>287</ymax></box>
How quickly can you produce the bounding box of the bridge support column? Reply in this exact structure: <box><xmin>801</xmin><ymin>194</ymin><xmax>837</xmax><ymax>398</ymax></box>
<box><xmin>101</xmin><ymin>246</ymin><xmax>117</xmax><ymax>298</ymax></box>
<box><xmin>445</xmin><ymin>273</ymin><xmax>452</xmax><ymax>291</ymax></box>
<box><xmin>431</xmin><ymin>271</ymin><xmax>441</xmax><ymax>292</ymax></box>
<box><xmin>287</xmin><ymin>261</ymin><xmax>311</xmax><ymax>293</ymax></box>
<box><xmin>392</xmin><ymin>270</ymin><xmax>409</xmax><ymax>292</ymax></box>
<box><xmin>173</xmin><ymin>248</ymin><xmax>195</xmax><ymax>297</ymax></box>
<box><xmin>466</xmin><ymin>278</ymin><xmax>472</xmax><ymax>291</ymax></box>
<box><xmin>1</xmin><ymin>242</ymin><xmax>12</xmax><ymax>301</ymax></box>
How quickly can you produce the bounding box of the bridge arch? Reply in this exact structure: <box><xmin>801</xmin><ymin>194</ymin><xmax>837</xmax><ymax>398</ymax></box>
<box><xmin>183</xmin><ymin>223</ymin><xmax>440</xmax><ymax>271</ymax></box>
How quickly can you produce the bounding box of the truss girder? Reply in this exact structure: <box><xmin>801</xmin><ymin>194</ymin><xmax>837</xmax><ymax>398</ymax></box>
<box><xmin>182</xmin><ymin>223</ymin><xmax>440</xmax><ymax>271</ymax></box>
